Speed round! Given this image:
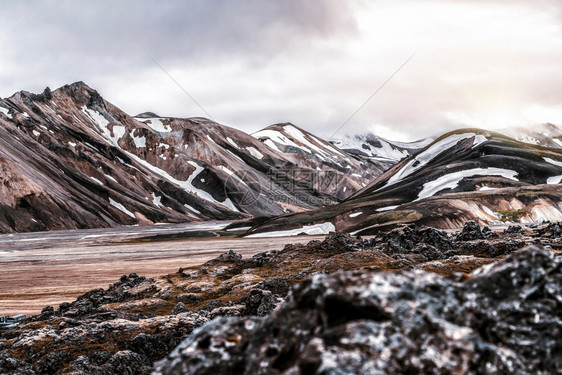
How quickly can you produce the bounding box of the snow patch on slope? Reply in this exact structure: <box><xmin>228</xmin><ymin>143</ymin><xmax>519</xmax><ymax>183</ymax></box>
<box><xmin>227</xmin><ymin>137</ymin><xmax>239</xmax><ymax>148</ymax></box>
<box><xmin>246</xmin><ymin>222</ymin><xmax>335</xmax><ymax>238</ymax></box>
<box><xmin>206</xmin><ymin>134</ymin><xmax>216</xmax><ymax>144</ymax></box>
<box><xmin>151</xmin><ymin>192</ymin><xmax>163</xmax><ymax>207</ymax></box>
<box><xmin>262</xmin><ymin>139</ymin><xmax>280</xmax><ymax>152</ymax></box>
<box><xmin>543</xmin><ymin>157</ymin><xmax>562</xmax><ymax>168</ymax></box>
<box><xmin>416</xmin><ymin>168</ymin><xmax>519</xmax><ymax>201</ymax></box>
<box><xmin>105</xmin><ymin>174</ymin><xmax>117</xmax><ymax>183</ymax></box>
<box><xmin>109</xmin><ymin>198</ymin><xmax>135</xmax><ymax>218</ymax></box>
<box><xmin>0</xmin><ymin>106</ymin><xmax>12</xmax><ymax>119</ymax></box>
<box><xmin>547</xmin><ymin>175</ymin><xmax>562</xmax><ymax>184</ymax></box>
<box><xmin>376</xmin><ymin>205</ymin><xmax>399</xmax><ymax>212</ymax></box>
<box><xmin>246</xmin><ymin>147</ymin><xmax>263</xmax><ymax>159</ymax></box>
<box><xmin>384</xmin><ymin>133</ymin><xmax>488</xmax><ymax>189</ymax></box>
<box><xmin>253</xmin><ymin>129</ymin><xmax>307</xmax><ymax>152</ymax></box>
<box><xmin>130</xmin><ymin>130</ymin><xmax>146</xmax><ymax>148</ymax></box>
<box><xmin>478</xmin><ymin>186</ymin><xmax>498</xmax><ymax>191</ymax></box>
<box><xmin>543</xmin><ymin>158</ymin><xmax>562</xmax><ymax>184</ymax></box>
<box><xmin>82</xmin><ymin>106</ymin><xmax>124</xmax><ymax>146</ymax></box>
<box><xmin>184</xmin><ymin>204</ymin><xmax>201</xmax><ymax>214</ymax></box>
<box><xmin>283</xmin><ymin>125</ymin><xmax>344</xmax><ymax>157</ymax></box>
<box><xmin>89</xmin><ymin>177</ymin><xmax>104</xmax><ymax>186</ymax></box>
<box><xmin>135</xmin><ymin>117</ymin><xmax>172</xmax><ymax>133</ymax></box>
<box><xmin>333</xmin><ymin>136</ymin><xmax>408</xmax><ymax>161</ymax></box>
<box><xmin>217</xmin><ymin>166</ymin><xmax>248</xmax><ymax>187</ymax></box>
<box><xmin>123</xmin><ymin>151</ymin><xmax>238</xmax><ymax>212</ymax></box>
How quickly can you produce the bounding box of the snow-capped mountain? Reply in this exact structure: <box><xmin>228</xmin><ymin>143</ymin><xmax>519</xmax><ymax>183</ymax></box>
<box><xmin>252</xmin><ymin>123</ymin><xmax>391</xmax><ymax>197</ymax></box>
<box><xmin>0</xmin><ymin>82</ymin><xmax>386</xmax><ymax>233</ymax></box>
<box><xmin>330</xmin><ymin>133</ymin><xmax>433</xmax><ymax>162</ymax></box>
<box><xmin>499</xmin><ymin>123</ymin><xmax>562</xmax><ymax>148</ymax></box>
<box><xmin>245</xmin><ymin>128</ymin><xmax>562</xmax><ymax>236</ymax></box>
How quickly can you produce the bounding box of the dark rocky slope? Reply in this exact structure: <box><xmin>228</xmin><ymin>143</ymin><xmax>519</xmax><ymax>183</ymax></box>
<box><xmin>0</xmin><ymin>83</ymin><xmax>385</xmax><ymax>233</ymax></box>
<box><xmin>246</xmin><ymin>129</ymin><xmax>562</xmax><ymax>236</ymax></box>
<box><xmin>1</xmin><ymin>221</ymin><xmax>561</xmax><ymax>374</ymax></box>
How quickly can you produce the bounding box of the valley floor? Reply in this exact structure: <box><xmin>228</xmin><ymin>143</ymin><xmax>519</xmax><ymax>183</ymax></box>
<box><xmin>0</xmin><ymin>222</ymin><xmax>322</xmax><ymax>315</ymax></box>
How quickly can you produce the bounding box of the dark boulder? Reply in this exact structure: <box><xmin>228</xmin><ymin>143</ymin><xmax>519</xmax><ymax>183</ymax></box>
<box><xmin>456</xmin><ymin>220</ymin><xmax>484</xmax><ymax>241</ymax></box>
<box><xmin>505</xmin><ymin>224</ymin><xmax>523</xmax><ymax>234</ymax></box>
<box><xmin>244</xmin><ymin>289</ymin><xmax>276</xmax><ymax>317</ymax></box>
<box><xmin>381</xmin><ymin>223</ymin><xmax>453</xmax><ymax>256</ymax></box>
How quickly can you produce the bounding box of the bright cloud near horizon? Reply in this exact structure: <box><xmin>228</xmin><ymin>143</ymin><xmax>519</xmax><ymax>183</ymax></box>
<box><xmin>1</xmin><ymin>0</ymin><xmax>562</xmax><ymax>141</ymax></box>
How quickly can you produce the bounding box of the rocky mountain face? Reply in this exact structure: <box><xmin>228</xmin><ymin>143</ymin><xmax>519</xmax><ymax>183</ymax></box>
<box><xmin>246</xmin><ymin>128</ymin><xmax>562</xmax><ymax>236</ymax></box>
<box><xmin>0</xmin><ymin>82</ymin><xmax>386</xmax><ymax>233</ymax></box>
<box><xmin>1</xmin><ymin>221</ymin><xmax>560</xmax><ymax>374</ymax></box>
<box><xmin>330</xmin><ymin>133</ymin><xmax>433</xmax><ymax>162</ymax></box>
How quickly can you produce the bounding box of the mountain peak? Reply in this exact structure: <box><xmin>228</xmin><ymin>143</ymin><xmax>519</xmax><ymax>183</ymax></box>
<box><xmin>135</xmin><ymin>112</ymin><xmax>161</xmax><ymax>118</ymax></box>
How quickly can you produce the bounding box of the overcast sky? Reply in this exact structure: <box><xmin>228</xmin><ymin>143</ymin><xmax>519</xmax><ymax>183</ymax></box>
<box><xmin>2</xmin><ymin>0</ymin><xmax>562</xmax><ymax>141</ymax></box>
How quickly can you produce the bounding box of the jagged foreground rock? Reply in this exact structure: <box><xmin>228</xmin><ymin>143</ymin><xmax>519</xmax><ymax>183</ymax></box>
<box><xmin>1</xmin><ymin>222</ymin><xmax>561</xmax><ymax>374</ymax></box>
<box><xmin>0</xmin><ymin>82</ymin><xmax>385</xmax><ymax>233</ymax></box>
<box><xmin>154</xmin><ymin>245</ymin><xmax>562</xmax><ymax>375</ymax></box>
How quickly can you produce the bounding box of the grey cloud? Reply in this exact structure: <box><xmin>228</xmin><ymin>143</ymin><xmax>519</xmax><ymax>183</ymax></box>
<box><xmin>2</xmin><ymin>0</ymin><xmax>362</xmax><ymax>74</ymax></box>
<box><xmin>1</xmin><ymin>0</ymin><xmax>562</xmax><ymax>141</ymax></box>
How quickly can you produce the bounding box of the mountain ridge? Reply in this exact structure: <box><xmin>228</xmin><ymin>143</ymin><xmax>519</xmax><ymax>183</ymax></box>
<box><xmin>245</xmin><ymin>128</ymin><xmax>562</xmax><ymax>236</ymax></box>
<box><xmin>0</xmin><ymin>81</ymin><xmax>387</xmax><ymax>233</ymax></box>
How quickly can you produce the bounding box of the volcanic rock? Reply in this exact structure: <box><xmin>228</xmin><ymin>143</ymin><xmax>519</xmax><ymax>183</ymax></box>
<box><xmin>154</xmin><ymin>246</ymin><xmax>562</xmax><ymax>374</ymax></box>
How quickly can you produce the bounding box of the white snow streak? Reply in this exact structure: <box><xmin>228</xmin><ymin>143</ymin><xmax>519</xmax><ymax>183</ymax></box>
<box><xmin>478</xmin><ymin>186</ymin><xmax>498</xmax><ymax>191</ymax></box>
<box><xmin>104</xmin><ymin>174</ymin><xmax>118</xmax><ymax>183</ymax></box>
<box><xmin>416</xmin><ymin>168</ymin><xmax>519</xmax><ymax>201</ymax></box>
<box><xmin>547</xmin><ymin>175</ymin><xmax>562</xmax><ymax>184</ymax></box>
<box><xmin>89</xmin><ymin>177</ymin><xmax>104</xmax><ymax>186</ymax></box>
<box><xmin>130</xmin><ymin>130</ymin><xmax>146</xmax><ymax>148</ymax></box>
<box><xmin>246</xmin><ymin>222</ymin><xmax>335</xmax><ymax>238</ymax></box>
<box><xmin>0</xmin><ymin>106</ymin><xmax>12</xmax><ymax>119</ymax></box>
<box><xmin>217</xmin><ymin>166</ymin><xmax>248</xmax><ymax>187</ymax></box>
<box><xmin>136</xmin><ymin>117</ymin><xmax>172</xmax><ymax>133</ymax></box>
<box><xmin>151</xmin><ymin>192</ymin><xmax>163</xmax><ymax>207</ymax></box>
<box><xmin>109</xmin><ymin>198</ymin><xmax>136</xmax><ymax>218</ymax></box>
<box><xmin>184</xmin><ymin>204</ymin><xmax>201</xmax><ymax>214</ymax></box>
<box><xmin>283</xmin><ymin>125</ymin><xmax>344</xmax><ymax>157</ymax></box>
<box><xmin>82</xmin><ymin>106</ymin><xmax>124</xmax><ymax>146</ymax></box>
<box><xmin>543</xmin><ymin>157</ymin><xmax>562</xmax><ymax>168</ymax></box>
<box><xmin>376</xmin><ymin>205</ymin><xmax>399</xmax><ymax>212</ymax></box>
<box><xmin>123</xmin><ymin>151</ymin><xmax>238</xmax><ymax>212</ymax></box>
<box><xmin>263</xmin><ymin>139</ymin><xmax>280</xmax><ymax>152</ymax></box>
<box><xmin>227</xmin><ymin>137</ymin><xmax>239</xmax><ymax>148</ymax></box>
<box><xmin>246</xmin><ymin>147</ymin><xmax>264</xmax><ymax>159</ymax></box>
<box><xmin>253</xmin><ymin>129</ymin><xmax>307</xmax><ymax>151</ymax></box>
<box><xmin>384</xmin><ymin>133</ymin><xmax>487</xmax><ymax>188</ymax></box>
<box><xmin>543</xmin><ymin>158</ymin><xmax>562</xmax><ymax>184</ymax></box>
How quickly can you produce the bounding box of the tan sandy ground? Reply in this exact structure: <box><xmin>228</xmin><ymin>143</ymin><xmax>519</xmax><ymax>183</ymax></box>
<box><xmin>0</xmin><ymin>223</ymin><xmax>323</xmax><ymax>316</ymax></box>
